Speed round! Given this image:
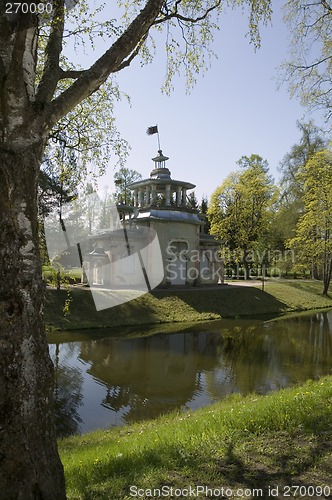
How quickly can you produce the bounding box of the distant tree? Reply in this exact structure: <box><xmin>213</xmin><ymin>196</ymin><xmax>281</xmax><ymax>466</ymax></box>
<box><xmin>208</xmin><ymin>155</ymin><xmax>276</xmax><ymax>278</ymax></box>
<box><xmin>38</xmin><ymin>139</ymin><xmax>79</xmax><ymax>264</ymax></box>
<box><xmin>38</xmin><ymin>139</ymin><xmax>80</xmax><ymax>214</ymax></box>
<box><xmin>187</xmin><ymin>191</ymin><xmax>199</xmax><ymax>209</ymax></box>
<box><xmin>277</xmin><ymin>122</ymin><xmax>326</xmax><ymax>277</ymax></box>
<box><xmin>279</xmin><ymin>121</ymin><xmax>326</xmax><ymax>206</ymax></box>
<box><xmin>98</xmin><ymin>188</ymin><xmax>113</xmax><ymax>229</ymax></box>
<box><xmin>200</xmin><ymin>195</ymin><xmax>211</xmax><ymax>234</ymax></box>
<box><xmin>114</xmin><ymin>167</ymin><xmax>142</xmax><ymax>205</ymax></box>
<box><xmin>288</xmin><ymin>150</ymin><xmax>332</xmax><ymax>295</ymax></box>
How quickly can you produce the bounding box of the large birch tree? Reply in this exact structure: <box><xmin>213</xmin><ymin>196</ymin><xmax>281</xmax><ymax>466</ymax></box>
<box><xmin>0</xmin><ymin>0</ymin><xmax>271</xmax><ymax>497</ymax></box>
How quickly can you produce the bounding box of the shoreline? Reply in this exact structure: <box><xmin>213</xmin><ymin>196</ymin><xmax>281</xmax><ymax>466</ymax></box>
<box><xmin>45</xmin><ymin>279</ymin><xmax>332</xmax><ymax>333</ymax></box>
<box><xmin>55</xmin><ymin>280</ymin><xmax>332</xmax><ymax>498</ymax></box>
<box><xmin>60</xmin><ymin>375</ymin><xmax>332</xmax><ymax>500</ymax></box>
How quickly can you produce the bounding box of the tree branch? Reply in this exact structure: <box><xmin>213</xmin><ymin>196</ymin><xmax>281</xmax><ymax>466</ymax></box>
<box><xmin>154</xmin><ymin>0</ymin><xmax>221</xmax><ymax>25</ymax></box>
<box><xmin>2</xmin><ymin>14</ymin><xmax>38</xmax><ymax>129</ymax></box>
<box><xmin>45</xmin><ymin>0</ymin><xmax>165</xmax><ymax>131</ymax></box>
<box><xmin>288</xmin><ymin>55</ymin><xmax>332</xmax><ymax>72</ymax></box>
<box><xmin>320</xmin><ymin>0</ymin><xmax>332</xmax><ymax>13</ymax></box>
<box><xmin>59</xmin><ymin>69</ymin><xmax>87</xmax><ymax>80</ymax></box>
<box><xmin>115</xmin><ymin>34</ymin><xmax>148</xmax><ymax>72</ymax></box>
<box><xmin>36</xmin><ymin>0</ymin><xmax>65</xmax><ymax>105</ymax></box>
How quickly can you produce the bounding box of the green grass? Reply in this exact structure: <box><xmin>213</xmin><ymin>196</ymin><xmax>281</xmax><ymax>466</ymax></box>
<box><xmin>42</xmin><ymin>266</ymin><xmax>82</xmax><ymax>281</ymax></box>
<box><xmin>45</xmin><ymin>280</ymin><xmax>332</xmax><ymax>331</ymax></box>
<box><xmin>60</xmin><ymin>376</ymin><xmax>332</xmax><ymax>499</ymax></box>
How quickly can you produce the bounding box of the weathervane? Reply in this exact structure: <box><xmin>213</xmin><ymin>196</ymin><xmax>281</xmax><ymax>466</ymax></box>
<box><xmin>147</xmin><ymin>125</ymin><xmax>161</xmax><ymax>150</ymax></box>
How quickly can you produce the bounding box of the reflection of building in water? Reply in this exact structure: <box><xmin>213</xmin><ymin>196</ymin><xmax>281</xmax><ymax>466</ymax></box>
<box><xmin>84</xmin><ymin>150</ymin><xmax>223</xmax><ymax>288</ymax></box>
<box><xmin>50</xmin><ymin>344</ymin><xmax>84</xmax><ymax>437</ymax></box>
<box><xmin>79</xmin><ymin>332</ymin><xmax>220</xmax><ymax>423</ymax></box>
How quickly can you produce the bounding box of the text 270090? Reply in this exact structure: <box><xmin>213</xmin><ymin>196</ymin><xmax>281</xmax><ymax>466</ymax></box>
<box><xmin>5</xmin><ymin>2</ymin><xmax>53</xmax><ymax>15</ymax></box>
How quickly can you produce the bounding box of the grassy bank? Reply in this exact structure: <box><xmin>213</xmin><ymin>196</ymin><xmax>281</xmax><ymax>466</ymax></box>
<box><xmin>60</xmin><ymin>375</ymin><xmax>332</xmax><ymax>499</ymax></box>
<box><xmin>45</xmin><ymin>280</ymin><xmax>332</xmax><ymax>331</ymax></box>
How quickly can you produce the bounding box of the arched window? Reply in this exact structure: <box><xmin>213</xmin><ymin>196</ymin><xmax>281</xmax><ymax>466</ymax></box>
<box><xmin>92</xmin><ymin>261</ymin><xmax>104</xmax><ymax>285</ymax></box>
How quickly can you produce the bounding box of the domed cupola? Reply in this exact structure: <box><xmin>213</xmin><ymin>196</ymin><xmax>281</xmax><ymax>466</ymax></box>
<box><xmin>150</xmin><ymin>150</ymin><xmax>171</xmax><ymax>180</ymax></box>
<box><xmin>127</xmin><ymin>149</ymin><xmax>196</xmax><ymax>210</ymax></box>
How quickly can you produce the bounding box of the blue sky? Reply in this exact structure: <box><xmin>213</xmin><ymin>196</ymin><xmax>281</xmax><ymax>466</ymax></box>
<box><xmin>91</xmin><ymin>2</ymin><xmax>322</xmax><ymax>201</ymax></box>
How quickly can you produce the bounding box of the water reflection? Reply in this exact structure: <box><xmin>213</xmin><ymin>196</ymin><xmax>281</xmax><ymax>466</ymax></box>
<box><xmin>49</xmin><ymin>310</ymin><xmax>332</xmax><ymax>436</ymax></box>
<box><xmin>52</xmin><ymin>344</ymin><xmax>83</xmax><ymax>436</ymax></box>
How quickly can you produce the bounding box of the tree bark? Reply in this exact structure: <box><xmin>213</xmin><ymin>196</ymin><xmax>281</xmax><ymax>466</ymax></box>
<box><xmin>0</xmin><ymin>146</ymin><xmax>66</xmax><ymax>499</ymax></box>
<box><xmin>243</xmin><ymin>248</ymin><xmax>250</xmax><ymax>280</ymax></box>
<box><xmin>322</xmin><ymin>257</ymin><xmax>332</xmax><ymax>296</ymax></box>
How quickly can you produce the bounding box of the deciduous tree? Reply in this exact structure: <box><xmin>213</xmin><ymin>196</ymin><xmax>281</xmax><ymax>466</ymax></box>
<box><xmin>114</xmin><ymin>167</ymin><xmax>142</xmax><ymax>204</ymax></box>
<box><xmin>277</xmin><ymin>121</ymin><xmax>326</xmax><ymax>276</ymax></box>
<box><xmin>278</xmin><ymin>121</ymin><xmax>326</xmax><ymax>206</ymax></box>
<box><xmin>208</xmin><ymin>155</ymin><xmax>276</xmax><ymax>277</ymax></box>
<box><xmin>288</xmin><ymin>150</ymin><xmax>332</xmax><ymax>295</ymax></box>
<box><xmin>282</xmin><ymin>0</ymin><xmax>332</xmax><ymax>125</ymax></box>
<box><xmin>0</xmin><ymin>1</ymin><xmax>271</xmax><ymax>497</ymax></box>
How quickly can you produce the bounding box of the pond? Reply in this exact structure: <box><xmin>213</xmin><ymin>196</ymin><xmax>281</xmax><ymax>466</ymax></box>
<box><xmin>49</xmin><ymin>309</ymin><xmax>332</xmax><ymax>437</ymax></box>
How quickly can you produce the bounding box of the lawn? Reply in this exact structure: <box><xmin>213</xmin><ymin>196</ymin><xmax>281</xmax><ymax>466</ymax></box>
<box><xmin>45</xmin><ymin>279</ymin><xmax>332</xmax><ymax>331</ymax></box>
<box><xmin>60</xmin><ymin>376</ymin><xmax>332</xmax><ymax>499</ymax></box>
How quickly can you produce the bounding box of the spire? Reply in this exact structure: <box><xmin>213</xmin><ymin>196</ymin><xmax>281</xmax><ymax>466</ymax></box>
<box><xmin>152</xmin><ymin>150</ymin><xmax>169</xmax><ymax>168</ymax></box>
<box><xmin>150</xmin><ymin>150</ymin><xmax>171</xmax><ymax>179</ymax></box>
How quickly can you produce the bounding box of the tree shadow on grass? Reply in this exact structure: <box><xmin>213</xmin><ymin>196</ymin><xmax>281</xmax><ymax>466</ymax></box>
<box><xmin>74</xmin><ymin>396</ymin><xmax>332</xmax><ymax>498</ymax></box>
<box><xmin>153</xmin><ymin>286</ymin><xmax>289</xmax><ymax>318</ymax></box>
<box><xmin>45</xmin><ymin>287</ymin><xmax>165</xmax><ymax>331</ymax></box>
<box><xmin>213</xmin><ymin>431</ymin><xmax>332</xmax><ymax>499</ymax></box>
<box><xmin>66</xmin><ymin>428</ymin><xmax>332</xmax><ymax>500</ymax></box>
<box><xmin>46</xmin><ymin>285</ymin><xmax>291</xmax><ymax>334</ymax></box>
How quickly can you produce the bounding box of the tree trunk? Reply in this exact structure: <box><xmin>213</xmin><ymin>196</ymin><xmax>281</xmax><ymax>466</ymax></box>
<box><xmin>322</xmin><ymin>258</ymin><xmax>332</xmax><ymax>296</ymax></box>
<box><xmin>0</xmin><ymin>146</ymin><xmax>66</xmax><ymax>499</ymax></box>
<box><xmin>243</xmin><ymin>249</ymin><xmax>250</xmax><ymax>280</ymax></box>
<box><xmin>312</xmin><ymin>262</ymin><xmax>320</xmax><ymax>280</ymax></box>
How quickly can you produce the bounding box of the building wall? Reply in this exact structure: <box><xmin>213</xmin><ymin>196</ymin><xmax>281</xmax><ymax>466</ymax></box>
<box><xmin>149</xmin><ymin>219</ymin><xmax>200</xmax><ymax>286</ymax></box>
<box><xmin>84</xmin><ymin>218</ymin><xmax>222</xmax><ymax>288</ymax></box>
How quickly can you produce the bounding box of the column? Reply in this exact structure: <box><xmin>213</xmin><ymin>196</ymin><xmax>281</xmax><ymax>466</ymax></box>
<box><xmin>181</xmin><ymin>188</ymin><xmax>187</xmax><ymax>206</ymax></box>
<box><xmin>145</xmin><ymin>186</ymin><xmax>151</xmax><ymax>205</ymax></box>
<box><xmin>134</xmin><ymin>189</ymin><xmax>138</xmax><ymax>207</ymax></box>
<box><xmin>151</xmin><ymin>185</ymin><xmax>157</xmax><ymax>205</ymax></box>
<box><xmin>176</xmin><ymin>186</ymin><xmax>182</xmax><ymax>207</ymax></box>
<box><xmin>165</xmin><ymin>184</ymin><xmax>171</xmax><ymax>206</ymax></box>
<box><xmin>138</xmin><ymin>188</ymin><xmax>143</xmax><ymax>207</ymax></box>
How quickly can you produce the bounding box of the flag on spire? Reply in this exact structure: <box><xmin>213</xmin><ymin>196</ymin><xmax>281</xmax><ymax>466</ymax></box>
<box><xmin>147</xmin><ymin>125</ymin><xmax>158</xmax><ymax>135</ymax></box>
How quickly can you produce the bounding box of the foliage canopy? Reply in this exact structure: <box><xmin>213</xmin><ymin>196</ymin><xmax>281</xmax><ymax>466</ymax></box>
<box><xmin>282</xmin><ymin>0</ymin><xmax>332</xmax><ymax>127</ymax></box>
<box><xmin>288</xmin><ymin>149</ymin><xmax>332</xmax><ymax>294</ymax></box>
<box><xmin>208</xmin><ymin>154</ymin><xmax>276</xmax><ymax>276</ymax></box>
